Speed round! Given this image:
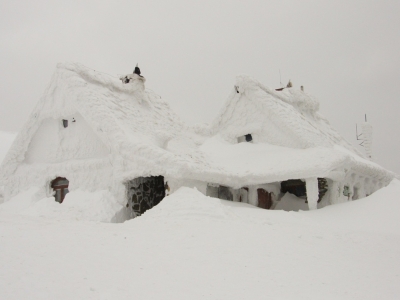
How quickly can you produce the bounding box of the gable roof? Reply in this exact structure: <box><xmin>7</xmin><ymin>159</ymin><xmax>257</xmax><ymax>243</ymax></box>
<box><xmin>0</xmin><ymin>63</ymin><xmax>210</xmax><ymax>181</ymax></box>
<box><xmin>212</xmin><ymin>75</ymin><xmax>364</xmax><ymax>155</ymax></box>
<box><xmin>203</xmin><ymin>75</ymin><xmax>393</xmax><ymax>185</ymax></box>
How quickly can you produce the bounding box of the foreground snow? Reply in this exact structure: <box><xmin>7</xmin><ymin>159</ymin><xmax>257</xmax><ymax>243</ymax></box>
<box><xmin>1</xmin><ymin>181</ymin><xmax>400</xmax><ymax>299</ymax></box>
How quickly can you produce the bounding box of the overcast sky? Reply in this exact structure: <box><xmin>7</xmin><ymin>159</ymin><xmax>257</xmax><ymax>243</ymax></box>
<box><xmin>1</xmin><ymin>0</ymin><xmax>399</xmax><ymax>174</ymax></box>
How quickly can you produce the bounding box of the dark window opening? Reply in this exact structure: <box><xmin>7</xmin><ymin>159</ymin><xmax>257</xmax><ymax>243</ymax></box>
<box><xmin>317</xmin><ymin>178</ymin><xmax>328</xmax><ymax>201</ymax></box>
<box><xmin>343</xmin><ymin>185</ymin><xmax>350</xmax><ymax>199</ymax></box>
<box><xmin>206</xmin><ymin>184</ymin><xmax>233</xmax><ymax>201</ymax></box>
<box><xmin>218</xmin><ymin>186</ymin><xmax>233</xmax><ymax>201</ymax></box>
<box><xmin>280</xmin><ymin>178</ymin><xmax>328</xmax><ymax>203</ymax></box>
<box><xmin>126</xmin><ymin>176</ymin><xmax>165</xmax><ymax>216</ymax></box>
<box><xmin>51</xmin><ymin>177</ymin><xmax>69</xmax><ymax>203</ymax></box>
<box><xmin>239</xmin><ymin>187</ymin><xmax>249</xmax><ymax>202</ymax></box>
<box><xmin>281</xmin><ymin>179</ymin><xmax>306</xmax><ymax>198</ymax></box>
<box><xmin>352</xmin><ymin>186</ymin><xmax>360</xmax><ymax>200</ymax></box>
<box><xmin>238</xmin><ymin>134</ymin><xmax>253</xmax><ymax>143</ymax></box>
<box><xmin>62</xmin><ymin>119</ymin><xmax>68</xmax><ymax>128</ymax></box>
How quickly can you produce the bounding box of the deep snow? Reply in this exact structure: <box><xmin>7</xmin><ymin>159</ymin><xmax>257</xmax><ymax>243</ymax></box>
<box><xmin>0</xmin><ymin>181</ymin><xmax>400</xmax><ymax>299</ymax></box>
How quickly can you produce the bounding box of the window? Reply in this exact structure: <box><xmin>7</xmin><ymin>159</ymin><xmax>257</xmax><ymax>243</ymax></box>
<box><xmin>51</xmin><ymin>177</ymin><xmax>69</xmax><ymax>203</ymax></box>
<box><xmin>343</xmin><ymin>185</ymin><xmax>351</xmax><ymax>200</ymax></box>
<box><xmin>237</xmin><ymin>134</ymin><xmax>253</xmax><ymax>143</ymax></box>
<box><xmin>218</xmin><ymin>186</ymin><xmax>233</xmax><ymax>201</ymax></box>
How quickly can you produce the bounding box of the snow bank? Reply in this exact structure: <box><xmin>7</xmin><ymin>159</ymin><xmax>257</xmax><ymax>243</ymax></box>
<box><xmin>274</xmin><ymin>192</ymin><xmax>309</xmax><ymax>211</ymax></box>
<box><xmin>142</xmin><ymin>179</ymin><xmax>400</xmax><ymax>232</ymax></box>
<box><xmin>0</xmin><ymin>187</ymin><xmax>129</xmax><ymax>222</ymax></box>
<box><xmin>310</xmin><ymin>179</ymin><xmax>400</xmax><ymax>235</ymax></box>
<box><xmin>0</xmin><ymin>181</ymin><xmax>400</xmax><ymax>299</ymax></box>
<box><xmin>139</xmin><ymin>187</ymin><xmax>231</xmax><ymax>221</ymax></box>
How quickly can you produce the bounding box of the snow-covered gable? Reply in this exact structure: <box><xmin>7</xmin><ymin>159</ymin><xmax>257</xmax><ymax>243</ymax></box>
<box><xmin>212</xmin><ymin>75</ymin><xmax>363</xmax><ymax>153</ymax></box>
<box><xmin>0</xmin><ymin>63</ymin><xmax>206</xmax><ymax>182</ymax></box>
<box><xmin>202</xmin><ymin>75</ymin><xmax>394</xmax><ymax>186</ymax></box>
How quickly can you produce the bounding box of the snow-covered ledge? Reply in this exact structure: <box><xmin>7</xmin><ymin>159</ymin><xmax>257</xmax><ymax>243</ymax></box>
<box><xmin>305</xmin><ymin>177</ymin><xmax>319</xmax><ymax>210</ymax></box>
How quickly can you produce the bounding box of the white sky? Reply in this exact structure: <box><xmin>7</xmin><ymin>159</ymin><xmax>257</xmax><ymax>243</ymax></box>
<box><xmin>1</xmin><ymin>0</ymin><xmax>399</xmax><ymax>174</ymax></box>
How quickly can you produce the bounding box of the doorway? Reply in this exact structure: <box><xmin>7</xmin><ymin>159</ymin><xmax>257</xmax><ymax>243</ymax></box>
<box><xmin>257</xmin><ymin>188</ymin><xmax>273</xmax><ymax>209</ymax></box>
<box><xmin>126</xmin><ymin>176</ymin><xmax>165</xmax><ymax>216</ymax></box>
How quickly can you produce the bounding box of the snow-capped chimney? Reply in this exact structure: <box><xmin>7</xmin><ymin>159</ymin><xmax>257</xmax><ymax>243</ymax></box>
<box><xmin>120</xmin><ymin>63</ymin><xmax>146</xmax><ymax>86</ymax></box>
<box><xmin>134</xmin><ymin>63</ymin><xmax>141</xmax><ymax>76</ymax></box>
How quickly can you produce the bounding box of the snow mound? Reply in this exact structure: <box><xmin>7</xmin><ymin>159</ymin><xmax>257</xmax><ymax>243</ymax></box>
<box><xmin>311</xmin><ymin>179</ymin><xmax>400</xmax><ymax>235</ymax></box>
<box><xmin>138</xmin><ymin>187</ymin><xmax>231</xmax><ymax>221</ymax></box>
<box><xmin>0</xmin><ymin>188</ymin><xmax>129</xmax><ymax>223</ymax></box>
<box><xmin>0</xmin><ymin>181</ymin><xmax>400</xmax><ymax>299</ymax></box>
<box><xmin>138</xmin><ymin>180</ymin><xmax>400</xmax><ymax>235</ymax></box>
<box><xmin>274</xmin><ymin>192</ymin><xmax>309</xmax><ymax>211</ymax></box>
<box><xmin>134</xmin><ymin>186</ymin><xmax>297</xmax><ymax>227</ymax></box>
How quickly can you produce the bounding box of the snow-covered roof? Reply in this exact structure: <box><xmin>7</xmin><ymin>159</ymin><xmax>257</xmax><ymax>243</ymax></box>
<box><xmin>0</xmin><ymin>63</ymin><xmax>394</xmax><ymax>187</ymax></box>
<box><xmin>0</xmin><ymin>63</ymin><xmax>210</xmax><ymax>180</ymax></box>
<box><xmin>212</xmin><ymin>75</ymin><xmax>364</xmax><ymax>153</ymax></box>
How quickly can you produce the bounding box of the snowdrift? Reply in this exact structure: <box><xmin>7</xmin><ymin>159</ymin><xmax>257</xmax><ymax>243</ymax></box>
<box><xmin>0</xmin><ymin>187</ymin><xmax>129</xmax><ymax>222</ymax></box>
<box><xmin>0</xmin><ymin>181</ymin><xmax>399</xmax><ymax>299</ymax></box>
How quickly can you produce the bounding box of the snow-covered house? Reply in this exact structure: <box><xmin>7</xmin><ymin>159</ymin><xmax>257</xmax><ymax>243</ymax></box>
<box><xmin>199</xmin><ymin>76</ymin><xmax>394</xmax><ymax>210</ymax></box>
<box><xmin>0</xmin><ymin>63</ymin><xmax>394</xmax><ymax>220</ymax></box>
